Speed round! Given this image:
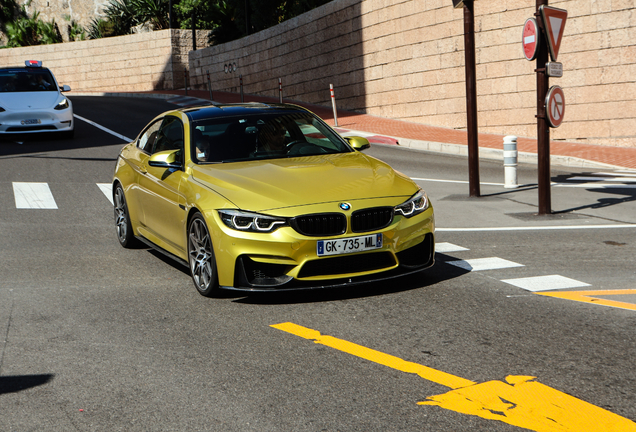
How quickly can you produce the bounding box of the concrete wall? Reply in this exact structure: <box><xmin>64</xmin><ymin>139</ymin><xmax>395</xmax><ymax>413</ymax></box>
<box><xmin>1</xmin><ymin>0</ymin><xmax>633</xmax><ymax>147</ymax></box>
<box><xmin>0</xmin><ymin>29</ymin><xmax>210</xmax><ymax>91</ymax></box>
<box><xmin>190</xmin><ymin>0</ymin><xmax>636</xmax><ymax>148</ymax></box>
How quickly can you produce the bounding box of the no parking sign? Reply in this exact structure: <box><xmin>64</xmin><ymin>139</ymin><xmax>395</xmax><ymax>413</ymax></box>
<box><xmin>545</xmin><ymin>85</ymin><xmax>565</xmax><ymax>128</ymax></box>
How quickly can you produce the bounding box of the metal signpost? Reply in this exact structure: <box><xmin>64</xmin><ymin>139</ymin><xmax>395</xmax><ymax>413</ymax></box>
<box><xmin>453</xmin><ymin>0</ymin><xmax>480</xmax><ymax>197</ymax></box>
<box><xmin>527</xmin><ymin>1</ymin><xmax>567</xmax><ymax>215</ymax></box>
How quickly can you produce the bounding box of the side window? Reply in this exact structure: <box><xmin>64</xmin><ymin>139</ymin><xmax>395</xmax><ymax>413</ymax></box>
<box><xmin>152</xmin><ymin>117</ymin><xmax>184</xmax><ymax>155</ymax></box>
<box><xmin>137</xmin><ymin>119</ymin><xmax>162</xmax><ymax>153</ymax></box>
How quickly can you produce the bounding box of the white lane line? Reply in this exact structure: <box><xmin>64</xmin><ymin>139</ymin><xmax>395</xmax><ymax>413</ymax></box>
<box><xmin>501</xmin><ymin>275</ymin><xmax>591</xmax><ymax>292</ymax></box>
<box><xmin>554</xmin><ymin>183</ymin><xmax>636</xmax><ymax>189</ymax></box>
<box><xmin>97</xmin><ymin>183</ymin><xmax>113</xmax><ymax>205</ymax></box>
<box><xmin>73</xmin><ymin>114</ymin><xmax>133</xmax><ymax>142</ymax></box>
<box><xmin>437</xmin><ymin>224</ymin><xmax>636</xmax><ymax>232</ymax></box>
<box><xmin>413</xmin><ymin>177</ymin><xmax>636</xmax><ymax>189</ymax></box>
<box><xmin>13</xmin><ymin>182</ymin><xmax>58</xmax><ymax>209</ymax></box>
<box><xmin>436</xmin><ymin>242</ymin><xmax>469</xmax><ymax>253</ymax></box>
<box><xmin>445</xmin><ymin>257</ymin><xmax>524</xmax><ymax>272</ymax></box>
<box><xmin>412</xmin><ymin>178</ymin><xmax>504</xmax><ymax>186</ymax></box>
<box><xmin>568</xmin><ymin>176</ymin><xmax>636</xmax><ymax>182</ymax></box>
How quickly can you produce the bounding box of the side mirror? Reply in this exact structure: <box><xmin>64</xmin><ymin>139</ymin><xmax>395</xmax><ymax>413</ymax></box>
<box><xmin>344</xmin><ymin>136</ymin><xmax>371</xmax><ymax>151</ymax></box>
<box><xmin>148</xmin><ymin>149</ymin><xmax>182</xmax><ymax>169</ymax></box>
<box><xmin>61</xmin><ymin>85</ymin><xmax>71</xmax><ymax>92</ymax></box>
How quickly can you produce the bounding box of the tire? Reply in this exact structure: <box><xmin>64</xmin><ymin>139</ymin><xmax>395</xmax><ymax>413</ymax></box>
<box><xmin>188</xmin><ymin>213</ymin><xmax>219</xmax><ymax>297</ymax></box>
<box><xmin>113</xmin><ymin>184</ymin><xmax>139</xmax><ymax>248</ymax></box>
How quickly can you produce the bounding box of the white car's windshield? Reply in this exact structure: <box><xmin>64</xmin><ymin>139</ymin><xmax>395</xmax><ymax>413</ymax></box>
<box><xmin>0</xmin><ymin>69</ymin><xmax>58</xmax><ymax>93</ymax></box>
<box><xmin>191</xmin><ymin>111</ymin><xmax>352</xmax><ymax>163</ymax></box>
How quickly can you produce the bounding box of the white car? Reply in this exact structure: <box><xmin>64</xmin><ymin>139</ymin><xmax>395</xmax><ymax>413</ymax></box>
<box><xmin>0</xmin><ymin>60</ymin><xmax>74</xmax><ymax>138</ymax></box>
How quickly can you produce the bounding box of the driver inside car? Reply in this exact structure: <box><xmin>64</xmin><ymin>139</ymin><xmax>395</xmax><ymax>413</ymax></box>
<box><xmin>257</xmin><ymin>120</ymin><xmax>287</xmax><ymax>152</ymax></box>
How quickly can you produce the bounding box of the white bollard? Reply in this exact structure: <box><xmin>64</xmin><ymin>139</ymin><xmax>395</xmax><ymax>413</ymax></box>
<box><xmin>504</xmin><ymin>135</ymin><xmax>518</xmax><ymax>189</ymax></box>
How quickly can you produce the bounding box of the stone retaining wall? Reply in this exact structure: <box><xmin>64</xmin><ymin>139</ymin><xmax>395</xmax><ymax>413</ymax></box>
<box><xmin>190</xmin><ymin>0</ymin><xmax>635</xmax><ymax>147</ymax></box>
<box><xmin>1</xmin><ymin>0</ymin><xmax>633</xmax><ymax>147</ymax></box>
<box><xmin>0</xmin><ymin>29</ymin><xmax>209</xmax><ymax>92</ymax></box>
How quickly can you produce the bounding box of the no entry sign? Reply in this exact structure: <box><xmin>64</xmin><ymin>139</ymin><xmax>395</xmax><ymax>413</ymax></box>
<box><xmin>522</xmin><ymin>18</ymin><xmax>540</xmax><ymax>61</ymax></box>
<box><xmin>545</xmin><ymin>85</ymin><xmax>565</xmax><ymax>128</ymax></box>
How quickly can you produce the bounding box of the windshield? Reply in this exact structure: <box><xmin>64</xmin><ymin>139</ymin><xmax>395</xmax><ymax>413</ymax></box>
<box><xmin>191</xmin><ymin>111</ymin><xmax>353</xmax><ymax>163</ymax></box>
<box><xmin>0</xmin><ymin>69</ymin><xmax>58</xmax><ymax>93</ymax></box>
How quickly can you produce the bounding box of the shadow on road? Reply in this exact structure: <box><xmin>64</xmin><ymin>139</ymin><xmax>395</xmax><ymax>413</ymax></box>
<box><xmin>0</xmin><ymin>374</ymin><xmax>54</xmax><ymax>395</ymax></box>
<box><xmin>552</xmin><ymin>172</ymin><xmax>636</xmax><ymax>214</ymax></box>
<box><xmin>234</xmin><ymin>255</ymin><xmax>471</xmax><ymax>305</ymax></box>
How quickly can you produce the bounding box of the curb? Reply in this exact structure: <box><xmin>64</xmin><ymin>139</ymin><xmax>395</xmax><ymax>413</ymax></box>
<box><xmin>342</xmin><ymin>130</ymin><xmax>622</xmax><ymax>170</ymax></box>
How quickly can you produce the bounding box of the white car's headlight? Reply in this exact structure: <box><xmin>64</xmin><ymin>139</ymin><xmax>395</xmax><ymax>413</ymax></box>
<box><xmin>219</xmin><ymin>209</ymin><xmax>287</xmax><ymax>233</ymax></box>
<box><xmin>54</xmin><ymin>98</ymin><xmax>69</xmax><ymax>110</ymax></box>
<box><xmin>394</xmin><ymin>190</ymin><xmax>429</xmax><ymax>218</ymax></box>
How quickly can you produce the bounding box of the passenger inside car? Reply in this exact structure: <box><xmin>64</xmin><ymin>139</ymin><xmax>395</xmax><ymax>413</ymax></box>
<box><xmin>194</xmin><ymin>129</ymin><xmax>210</xmax><ymax>162</ymax></box>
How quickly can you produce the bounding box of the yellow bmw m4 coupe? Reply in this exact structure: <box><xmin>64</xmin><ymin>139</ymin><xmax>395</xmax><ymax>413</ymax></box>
<box><xmin>112</xmin><ymin>103</ymin><xmax>435</xmax><ymax>296</ymax></box>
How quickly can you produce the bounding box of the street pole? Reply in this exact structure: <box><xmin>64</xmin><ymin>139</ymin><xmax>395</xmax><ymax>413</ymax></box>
<box><xmin>463</xmin><ymin>0</ymin><xmax>480</xmax><ymax>197</ymax></box>
<box><xmin>536</xmin><ymin>0</ymin><xmax>551</xmax><ymax>214</ymax></box>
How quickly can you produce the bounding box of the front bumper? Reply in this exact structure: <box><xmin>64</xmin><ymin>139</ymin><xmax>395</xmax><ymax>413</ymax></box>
<box><xmin>209</xmin><ymin>207</ymin><xmax>435</xmax><ymax>292</ymax></box>
<box><xmin>0</xmin><ymin>109</ymin><xmax>74</xmax><ymax>134</ymax></box>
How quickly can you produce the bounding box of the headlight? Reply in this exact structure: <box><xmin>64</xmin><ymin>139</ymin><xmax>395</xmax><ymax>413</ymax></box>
<box><xmin>54</xmin><ymin>98</ymin><xmax>69</xmax><ymax>110</ymax></box>
<box><xmin>394</xmin><ymin>189</ymin><xmax>429</xmax><ymax>218</ymax></box>
<box><xmin>0</xmin><ymin>106</ymin><xmax>5</xmax><ymax>112</ymax></box>
<box><xmin>218</xmin><ymin>209</ymin><xmax>287</xmax><ymax>233</ymax></box>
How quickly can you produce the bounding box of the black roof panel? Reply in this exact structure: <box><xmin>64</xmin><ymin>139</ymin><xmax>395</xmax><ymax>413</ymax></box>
<box><xmin>183</xmin><ymin>103</ymin><xmax>308</xmax><ymax>122</ymax></box>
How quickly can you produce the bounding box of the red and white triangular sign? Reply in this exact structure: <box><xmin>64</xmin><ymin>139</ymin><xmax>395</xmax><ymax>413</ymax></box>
<box><xmin>540</xmin><ymin>6</ymin><xmax>568</xmax><ymax>61</ymax></box>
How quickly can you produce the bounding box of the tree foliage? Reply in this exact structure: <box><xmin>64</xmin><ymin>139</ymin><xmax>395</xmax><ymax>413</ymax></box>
<box><xmin>4</xmin><ymin>5</ymin><xmax>62</xmax><ymax>47</ymax></box>
<box><xmin>2</xmin><ymin>0</ymin><xmax>332</xmax><ymax>46</ymax></box>
<box><xmin>1</xmin><ymin>0</ymin><xmax>22</xmax><ymax>33</ymax></box>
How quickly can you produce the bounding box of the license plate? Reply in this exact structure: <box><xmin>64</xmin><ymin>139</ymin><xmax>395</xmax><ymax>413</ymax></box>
<box><xmin>317</xmin><ymin>234</ymin><xmax>383</xmax><ymax>256</ymax></box>
<box><xmin>21</xmin><ymin>119</ymin><xmax>41</xmax><ymax>125</ymax></box>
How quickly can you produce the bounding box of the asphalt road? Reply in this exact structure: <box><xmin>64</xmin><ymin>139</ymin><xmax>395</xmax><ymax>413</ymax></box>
<box><xmin>0</xmin><ymin>96</ymin><xmax>635</xmax><ymax>431</ymax></box>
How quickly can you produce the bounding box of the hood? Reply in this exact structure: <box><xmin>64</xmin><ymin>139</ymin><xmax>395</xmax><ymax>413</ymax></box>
<box><xmin>192</xmin><ymin>152</ymin><xmax>418</xmax><ymax>212</ymax></box>
<box><xmin>0</xmin><ymin>92</ymin><xmax>60</xmax><ymax>110</ymax></box>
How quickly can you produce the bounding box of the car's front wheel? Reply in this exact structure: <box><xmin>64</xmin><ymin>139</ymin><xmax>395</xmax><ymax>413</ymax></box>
<box><xmin>188</xmin><ymin>213</ymin><xmax>219</xmax><ymax>297</ymax></box>
<box><xmin>113</xmin><ymin>184</ymin><xmax>139</xmax><ymax>248</ymax></box>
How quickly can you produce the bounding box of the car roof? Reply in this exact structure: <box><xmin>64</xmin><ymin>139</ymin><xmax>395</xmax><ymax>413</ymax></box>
<box><xmin>182</xmin><ymin>103</ymin><xmax>310</xmax><ymax>122</ymax></box>
<box><xmin>0</xmin><ymin>66</ymin><xmax>52</xmax><ymax>71</ymax></box>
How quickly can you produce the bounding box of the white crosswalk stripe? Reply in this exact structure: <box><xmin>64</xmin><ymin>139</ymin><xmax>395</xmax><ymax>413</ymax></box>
<box><xmin>436</xmin><ymin>242</ymin><xmax>469</xmax><ymax>253</ymax></box>
<box><xmin>10</xmin><ymin>182</ymin><xmax>113</xmax><ymax>209</ymax></box>
<box><xmin>12</xmin><ymin>182</ymin><xmax>58</xmax><ymax>209</ymax></box>
<box><xmin>501</xmin><ymin>275</ymin><xmax>591</xmax><ymax>292</ymax></box>
<box><xmin>446</xmin><ymin>257</ymin><xmax>524</xmax><ymax>272</ymax></box>
<box><xmin>97</xmin><ymin>183</ymin><xmax>113</xmax><ymax>205</ymax></box>
<box><xmin>440</xmin><ymin>242</ymin><xmax>593</xmax><ymax>294</ymax></box>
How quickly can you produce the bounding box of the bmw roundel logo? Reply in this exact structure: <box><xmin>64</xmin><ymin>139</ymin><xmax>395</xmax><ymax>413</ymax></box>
<box><xmin>339</xmin><ymin>202</ymin><xmax>351</xmax><ymax>211</ymax></box>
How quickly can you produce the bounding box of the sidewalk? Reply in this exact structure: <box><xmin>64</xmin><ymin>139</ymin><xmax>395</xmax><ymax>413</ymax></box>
<box><xmin>127</xmin><ymin>89</ymin><xmax>636</xmax><ymax>170</ymax></box>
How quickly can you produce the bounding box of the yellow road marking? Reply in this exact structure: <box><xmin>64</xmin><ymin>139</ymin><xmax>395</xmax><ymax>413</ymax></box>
<box><xmin>271</xmin><ymin>322</ymin><xmax>474</xmax><ymax>390</ymax></box>
<box><xmin>536</xmin><ymin>289</ymin><xmax>636</xmax><ymax>311</ymax></box>
<box><xmin>272</xmin><ymin>322</ymin><xmax>636</xmax><ymax>432</ymax></box>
